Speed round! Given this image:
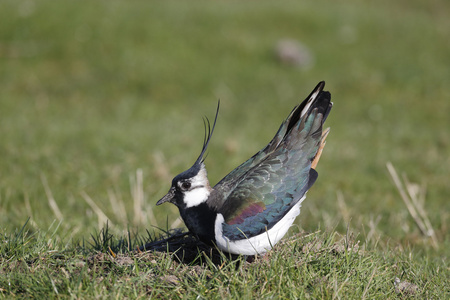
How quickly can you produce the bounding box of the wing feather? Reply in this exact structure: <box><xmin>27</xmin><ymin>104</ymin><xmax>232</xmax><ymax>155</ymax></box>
<box><xmin>210</xmin><ymin>82</ymin><xmax>332</xmax><ymax>241</ymax></box>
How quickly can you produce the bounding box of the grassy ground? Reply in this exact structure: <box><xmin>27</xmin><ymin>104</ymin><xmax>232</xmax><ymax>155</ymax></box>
<box><xmin>1</xmin><ymin>0</ymin><xmax>449</xmax><ymax>298</ymax></box>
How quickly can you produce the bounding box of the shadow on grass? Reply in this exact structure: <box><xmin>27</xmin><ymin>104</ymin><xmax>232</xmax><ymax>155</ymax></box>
<box><xmin>87</xmin><ymin>223</ymin><xmax>241</xmax><ymax>266</ymax></box>
<box><xmin>139</xmin><ymin>229</ymin><xmax>238</xmax><ymax>266</ymax></box>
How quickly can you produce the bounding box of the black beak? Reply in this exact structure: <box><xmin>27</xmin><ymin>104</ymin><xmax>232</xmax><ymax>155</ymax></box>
<box><xmin>156</xmin><ymin>187</ymin><xmax>176</xmax><ymax>205</ymax></box>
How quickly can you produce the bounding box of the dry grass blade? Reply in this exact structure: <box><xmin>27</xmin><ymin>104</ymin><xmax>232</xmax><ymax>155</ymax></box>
<box><xmin>108</xmin><ymin>188</ymin><xmax>128</xmax><ymax>227</ymax></box>
<box><xmin>366</xmin><ymin>214</ymin><xmax>382</xmax><ymax>244</ymax></box>
<box><xmin>403</xmin><ymin>176</ymin><xmax>436</xmax><ymax>243</ymax></box>
<box><xmin>81</xmin><ymin>191</ymin><xmax>114</xmax><ymax>230</ymax></box>
<box><xmin>130</xmin><ymin>169</ymin><xmax>144</xmax><ymax>226</ymax></box>
<box><xmin>336</xmin><ymin>190</ymin><xmax>350</xmax><ymax>223</ymax></box>
<box><xmin>386</xmin><ymin>162</ymin><xmax>438</xmax><ymax>248</ymax></box>
<box><xmin>170</xmin><ymin>217</ymin><xmax>183</xmax><ymax>230</ymax></box>
<box><xmin>23</xmin><ymin>192</ymin><xmax>38</xmax><ymax>228</ymax></box>
<box><xmin>130</xmin><ymin>169</ymin><xmax>157</xmax><ymax>227</ymax></box>
<box><xmin>362</xmin><ymin>267</ymin><xmax>377</xmax><ymax>300</ymax></box>
<box><xmin>333</xmin><ymin>274</ymin><xmax>350</xmax><ymax>300</ymax></box>
<box><xmin>41</xmin><ymin>174</ymin><xmax>63</xmax><ymax>221</ymax></box>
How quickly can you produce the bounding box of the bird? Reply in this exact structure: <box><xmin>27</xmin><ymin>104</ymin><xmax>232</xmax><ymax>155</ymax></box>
<box><xmin>156</xmin><ymin>81</ymin><xmax>332</xmax><ymax>255</ymax></box>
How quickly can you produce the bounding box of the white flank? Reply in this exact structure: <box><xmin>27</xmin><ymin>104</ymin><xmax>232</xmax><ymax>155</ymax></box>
<box><xmin>183</xmin><ymin>165</ymin><xmax>212</xmax><ymax>208</ymax></box>
<box><xmin>214</xmin><ymin>195</ymin><xmax>306</xmax><ymax>255</ymax></box>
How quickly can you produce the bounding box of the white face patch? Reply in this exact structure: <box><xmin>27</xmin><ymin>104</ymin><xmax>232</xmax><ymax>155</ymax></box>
<box><xmin>183</xmin><ymin>187</ymin><xmax>210</xmax><ymax>208</ymax></box>
<box><xmin>182</xmin><ymin>164</ymin><xmax>212</xmax><ymax>208</ymax></box>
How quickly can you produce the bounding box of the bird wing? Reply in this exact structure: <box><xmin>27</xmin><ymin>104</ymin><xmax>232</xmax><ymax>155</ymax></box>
<box><xmin>212</xmin><ymin>82</ymin><xmax>329</xmax><ymax>197</ymax></box>
<box><xmin>212</xmin><ymin>82</ymin><xmax>332</xmax><ymax>241</ymax></box>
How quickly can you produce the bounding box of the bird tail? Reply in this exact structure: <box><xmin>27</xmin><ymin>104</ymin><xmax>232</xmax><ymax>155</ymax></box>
<box><xmin>268</xmin><ymin>81</ymin><xmax>332</xmax><ymax>155</ymax></box>
<box><xmin>214</xmin><ymin>82</ymin><xmax>332</xmax><ymax>191</ymax></box>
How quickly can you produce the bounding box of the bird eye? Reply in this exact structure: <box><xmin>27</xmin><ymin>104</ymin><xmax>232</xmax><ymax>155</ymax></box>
<box><xmin>181</xmin><ymin>181</ymin><xmax>191</xmax><ymax>190</ymax></box>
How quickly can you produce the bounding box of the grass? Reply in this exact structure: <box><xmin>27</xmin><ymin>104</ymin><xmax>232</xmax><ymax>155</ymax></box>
<box><xmin>1</xmin><ymin>0</ymin><xmax>449</xmax><ymax>298</ymax></box>
<box><xmin>2</xmin><ymin>222</ymin><xmax>448</xmax><ymax>298</ymax></box>
<box><xmin>3</xmin><ymin>222</ymin><xmax>450</xmax><ymax>298</ymax></box>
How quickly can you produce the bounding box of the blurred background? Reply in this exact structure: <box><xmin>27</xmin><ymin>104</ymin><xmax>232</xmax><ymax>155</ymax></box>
<box><xmin>0</xmin><ymin>0</ymin><xmax>448</xmax><ymax>253</ymax></box>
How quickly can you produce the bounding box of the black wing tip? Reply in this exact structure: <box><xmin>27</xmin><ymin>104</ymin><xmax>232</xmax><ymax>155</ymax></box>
<box><xmin>310</xmin><ymin>81</ymin><xmax>326</xmax><ymax>97</ymax></box>
<box><xmin>310</xmin><ymin>81</ymin><xmax>332</xmax><ymax>118</ymax></box>
<box><xmin>283</xmin><ymin>81</ymin><xmax>332</xmax><ymax>136</ymax></box>
<box><xmin>316</xmin><ymin>89</ymin><xmax>332</xmax><ymax>122</ymax></box>
<box><xmin>316</xmin><ymin>80</ymin><xmax>325</xmax><ymax>91</ymax></box>
<box><xmin>302</xmin><ymin>81</ymin><xmax>329</xmax><ymax>107</ymax></box>
<box><xmin>314</xmin><ymin>81</ymin><xmax>331</xmax><ymax>99</ymax></box>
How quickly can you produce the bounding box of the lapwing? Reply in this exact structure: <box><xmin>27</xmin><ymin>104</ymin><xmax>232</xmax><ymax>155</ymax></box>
<box><xmin>157</xmin><ymin>81</ymin><xmax>332</xmax><ymax>255</ymax></box>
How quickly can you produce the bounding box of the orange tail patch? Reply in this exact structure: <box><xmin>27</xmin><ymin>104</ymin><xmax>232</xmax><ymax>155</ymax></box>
<box><xmin>311</xmin><ymin>127</ymin><xmax>330</xmax><ymax>170</ymax></box>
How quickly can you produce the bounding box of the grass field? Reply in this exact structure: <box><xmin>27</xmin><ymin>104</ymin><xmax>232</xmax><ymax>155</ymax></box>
<box><xmin>1</xmin><ymin>0</ymin><xmax>449</xmax><ymax>298</ymax></box>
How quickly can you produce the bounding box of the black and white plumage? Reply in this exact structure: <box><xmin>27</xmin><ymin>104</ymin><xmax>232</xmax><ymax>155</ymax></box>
<box><xmin>157</xmin><ymin>81</ymin><xmax>332</xmax><ymax>255</ymax></box>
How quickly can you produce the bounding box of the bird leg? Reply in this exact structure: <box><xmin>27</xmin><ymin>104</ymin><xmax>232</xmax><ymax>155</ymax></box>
<box><xmin>311</xmin><ymin>127</ymin><xmax>330</xmax><ymax>170</ymax></box>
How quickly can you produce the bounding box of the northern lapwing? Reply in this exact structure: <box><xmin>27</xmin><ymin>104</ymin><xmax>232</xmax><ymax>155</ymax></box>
<box><xmin>157</xmin><ymin>81</ymin><xmax>332</xmax><ymax>255</ymax></box>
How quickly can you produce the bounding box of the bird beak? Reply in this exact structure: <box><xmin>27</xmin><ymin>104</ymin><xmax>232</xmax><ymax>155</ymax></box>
<box><xmin>156</xmin><ymin>187</ymin><xmax>175</xmax><ymax>206</ymax></box>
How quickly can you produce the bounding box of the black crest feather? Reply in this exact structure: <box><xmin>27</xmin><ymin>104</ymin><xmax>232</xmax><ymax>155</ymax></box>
<box><xmin>194</xmin><ymin>100</ymin><xmax>220</xmax><ymax>166</ymax></box>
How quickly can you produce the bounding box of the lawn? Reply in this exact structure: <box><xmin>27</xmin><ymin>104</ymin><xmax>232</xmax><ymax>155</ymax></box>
<box><xmin>1</xmin><ymin>0</ymin><xmax>449</xmax><ymax>298</ymax></box>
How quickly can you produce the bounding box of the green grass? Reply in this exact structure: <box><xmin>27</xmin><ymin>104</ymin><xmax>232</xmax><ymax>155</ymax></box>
<box><xmin>1</xmin><ymin>223</ymin><xmax>448</xmax><ymax>298</ymax></box>
<box><xmin>1</xmin><ymin>0</ymin><xmax>449</xmax><ymax>298</ymax></box>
